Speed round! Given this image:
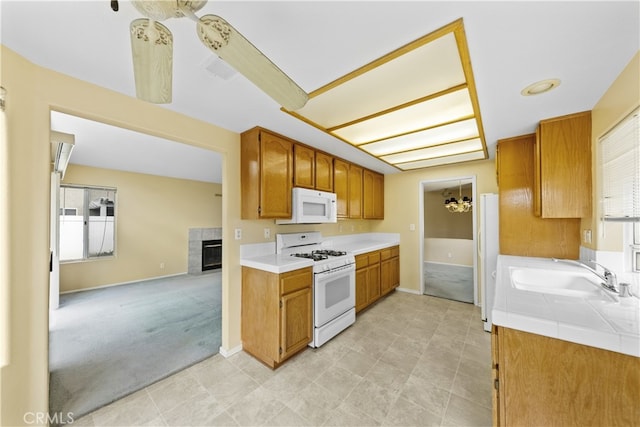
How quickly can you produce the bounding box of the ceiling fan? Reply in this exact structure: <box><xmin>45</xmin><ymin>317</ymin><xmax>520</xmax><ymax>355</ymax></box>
<box><xmin>111</xmin><ymin>0</ymin><xmax>309</xmax><ymax>110</ymax></box>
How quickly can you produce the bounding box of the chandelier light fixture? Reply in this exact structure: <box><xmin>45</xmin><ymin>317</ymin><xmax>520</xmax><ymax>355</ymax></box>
<box><xmin>444</xmin><ymin>182</ymin><xmax>472</xmax><ymax>213</ymax></box>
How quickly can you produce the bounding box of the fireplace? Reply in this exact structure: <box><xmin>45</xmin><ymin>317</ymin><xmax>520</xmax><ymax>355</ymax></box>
<box><xmin>201</xmin><ymin>239</ymin><xmax>222</xmax><ymax>271</ymax></box>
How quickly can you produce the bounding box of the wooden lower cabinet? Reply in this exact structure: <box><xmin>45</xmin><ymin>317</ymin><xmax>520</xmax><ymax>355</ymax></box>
<box><xmin>241</xmin><ymin>266</ymin><xmax>313</xmax><ymax>368</ymax></box>
<box><xmin>356</xmin><ymin>246</ymin><xmax>399</xmax><ymax>312</ymax></box>
<box><xmin>492</xmin><ymin>325</ymin><xmax>640</xmax><ymax>426</ymax></box>
<box><xmin>380</xmin><ymin>246</ymin><xmax>399</xmax><ymax>295</ymax></box>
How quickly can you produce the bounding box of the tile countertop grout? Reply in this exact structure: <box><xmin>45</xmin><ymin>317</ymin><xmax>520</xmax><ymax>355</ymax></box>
<box><xmin>492</xmin><ymin>254</ymin><xmax>640</xmax><ymax>357</ymax></box>
<box><xmin>239</xmin><ymin>232</ymin><xmax>400</xmax><ymax>274</ymax></box>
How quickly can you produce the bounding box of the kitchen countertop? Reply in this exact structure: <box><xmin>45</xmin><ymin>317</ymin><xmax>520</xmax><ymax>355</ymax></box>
<box><xmin>240</xmin><ymin>233</ymin><xmax>400</xmax><ymax>274</ymax></box>
<box><xmin>493</xmin><ymin>255</ymin><xmax>640</xmax><ymax>357</ymax></box>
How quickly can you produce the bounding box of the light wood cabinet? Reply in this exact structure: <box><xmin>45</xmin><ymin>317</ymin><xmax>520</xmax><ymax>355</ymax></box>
<box><xmin>380</xmin><ymin>246</ymin><xmax>399</xmax><ymax>295</ymax></box>
<box><xmin>534</xmin><ymin>111</ymin><xmax>592</xmax><ymax>218</ymax></box>
<box><xmin>348</xmin><ymin>164</ymin><xmax>363</xmax><ymax>219</ymax></box>
<box><xmin>293</xmin><ymin>143</ymin><xmax>315</xmax><ymax>189</ymax></box>
<box><xmin>492</xmin><ymin>325</ymin><xmax>640</xmax><ymax>426</ymax></box>
<box><xmin>497</xmin><ymin>134</ymin><xmax>580</xmax><ymax>259</ymax></box>
<box><xmin>315</xmin><ymin>151</ymin><xmax>334</xmax><ymax>192</ymax></box>
<box><xmin>356</xmin><ymin>251</ymin><xmax>377</xmax><ymax>312</ymax></box>
<box><xmin>241</xmin><ymin>266</ymin><xmax>312</xmax><ymax>368</ymax></box>
<box><xmin>242</xmin><ymin>126</ymin><xmax>383</xmax><ymax>220</ymax></box>
<box><xmin>241</xmin><ymin>127</ymin><xmax>293</xmax><ymax>219</ymax></box>
<box><xmin>363</xmin><ymin>169</ymin><xmax>384</xmax><ymax>219</ymax></box>
<box><xmin>334</xmin><ymin>159</ymin><xmax>350</xmax><ymax>218</ymax></box>
<box><xmin>356</xmin><ymin>246</ymin><xmax>398</xmax><ymax>312</ymax></box>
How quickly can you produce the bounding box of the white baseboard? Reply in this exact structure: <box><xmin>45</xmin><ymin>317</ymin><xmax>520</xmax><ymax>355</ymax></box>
<box><xmin>60</xmin><ymin>272</ymin><xmax>188</xmax><ymax>294</ymax></box>
<box><xmin>219</xmin><ymin>343</ymin><xmax>243</xmax><ymax>358</ymax></box>
<box><xmin>396</xmin><ymin>287</ymin><xmax>421</xmax><ymax>295</ymax></box>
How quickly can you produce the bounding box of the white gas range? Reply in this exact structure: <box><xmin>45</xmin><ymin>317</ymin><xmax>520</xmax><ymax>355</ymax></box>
<box><xmin>276</xmin><ymin>232</ymin><xmax>356</xmax><ymax>348</ymax></box>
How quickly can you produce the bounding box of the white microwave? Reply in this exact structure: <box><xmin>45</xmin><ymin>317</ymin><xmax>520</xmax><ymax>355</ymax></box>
<box><xmin>276</xmin><ymin>187</ymin><xmax>337</xmax><ymax>224</ymax></box>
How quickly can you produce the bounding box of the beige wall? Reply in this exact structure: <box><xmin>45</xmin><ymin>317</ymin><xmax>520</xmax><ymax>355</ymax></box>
<box><xmin>586</xmin><ymin>51</ymin><xmax>640</xmax><ymax>252</ymax></box>
<box><xmin>424</xmin><ymin>238</ymin><xmax>474</xmax><ymax>266</ymax></box>
<box><xmin>424</xmin><ymin>187</ymin><xmax>473</xmax><ymax>239</ymax></box>
<box><xmin>0</xmin><ymin>46</ymin><xmax>240</xmax><ymax>426</ymax></box>
<box><xmin>60</xmin><ymin>164</ymin><xmax>222</xmax><ymax>292</ymax></box>
<box><xmin>374</xmin><ymin>159</ymin><xmax>499</xmax><ymax>294</ymax></box>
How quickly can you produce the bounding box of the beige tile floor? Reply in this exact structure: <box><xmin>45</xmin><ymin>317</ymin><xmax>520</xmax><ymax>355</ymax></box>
<box><xmin>74</xmin><ymin>291</ymin><xmax>492</xmax><ymax>426</ymax></box>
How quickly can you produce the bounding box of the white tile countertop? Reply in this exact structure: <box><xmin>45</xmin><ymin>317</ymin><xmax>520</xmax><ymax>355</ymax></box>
<box><xmin>240</xmin><ymin>233</ymin><xmax>400</xmax><ymax>274</ymax></box>
<box><xmin>493</xmin><ymin>255</ymin><xmax>640</xmax><ymax>357</ymax></box>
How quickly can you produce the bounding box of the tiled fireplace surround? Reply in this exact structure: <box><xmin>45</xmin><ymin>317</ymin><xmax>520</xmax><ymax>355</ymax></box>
<box><xmin>188</xmin><ymin>227</ymin><xmax>222</xmax><ymax>275</ymax></box>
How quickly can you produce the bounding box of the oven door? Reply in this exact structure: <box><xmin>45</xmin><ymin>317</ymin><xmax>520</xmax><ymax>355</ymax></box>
<box><xmin>314</xmin><ymin>264</ymin><xmax>355</xmax><ymax>327</ymax></box>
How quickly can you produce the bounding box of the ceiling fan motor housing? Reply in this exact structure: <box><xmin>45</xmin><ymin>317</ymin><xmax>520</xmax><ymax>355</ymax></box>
<box><xmin>132</xmin><ymin>0</ymin><xmax>207</xmax><ymax>21</ymax></box>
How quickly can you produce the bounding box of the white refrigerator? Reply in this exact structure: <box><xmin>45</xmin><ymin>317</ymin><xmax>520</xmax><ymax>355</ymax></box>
<box><xmin>479</xmin><ymin>193</ymin><xmax>499</xmax><ymax>332</ymax></box>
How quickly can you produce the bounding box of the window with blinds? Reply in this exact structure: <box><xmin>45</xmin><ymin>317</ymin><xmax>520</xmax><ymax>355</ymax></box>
<box><xmin>599</xmin><ymin>107</ymin><xmax>640</xmax><ymax>221</ymax></box>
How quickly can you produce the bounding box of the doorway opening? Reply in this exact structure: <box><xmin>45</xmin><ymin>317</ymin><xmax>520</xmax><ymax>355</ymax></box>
<box><xmin>48</xmin><ymin>111</ymin><xmax>224</xmax><ymax>420</ymax></box>
<box><xmin>420</xmin><ymin>176</ymin><xmax>477</xmax><ymax>304</ymax></box>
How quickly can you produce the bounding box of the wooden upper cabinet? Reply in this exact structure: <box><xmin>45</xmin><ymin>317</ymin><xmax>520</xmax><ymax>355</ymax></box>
<box><xmin>534</xmin><ymin>111</ymin><xmax>592</xmax><ymax>218</ymax></box>
<box><xmin>293</xmin><ymin>144</ymin><xmax>315</xmax><ymax>189</ymax></box>
<box><xmin>315</xmin><ymin>152</ymin><xmax>334</xmax><ymax>192</ymax></box>
<box><xmin>363</xmin><ymin>169</ymin><xmax>384</xmax><ymax>219</ymax></box>
<box><xmin>497</xmin><ymin>134</ymin><xmax>580</xmax><ymax>259</ymax></box>
<box><xmin>348</xmin><ymin>164</ymin><xmax>363</xmax><ymax>219</ymax></box>
<box><xmin>334</xmin><ymin>159</ymin><xmax>350</xmax><ymax>218</ymax></box>
<box><xmin>241</xmin><ymin>127</ymin><xmax>293</xmax><ymax>219</ymax></box>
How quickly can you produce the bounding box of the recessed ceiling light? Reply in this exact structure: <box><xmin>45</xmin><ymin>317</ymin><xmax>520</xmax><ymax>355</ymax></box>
<box><xmin>521</xmin><ymin>79</ymin><xmax>561</xmax><ymax>96</ymax></box>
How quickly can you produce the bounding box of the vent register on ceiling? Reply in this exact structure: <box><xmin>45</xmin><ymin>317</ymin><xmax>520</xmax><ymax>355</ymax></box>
<box><xmin>284</xmin><ymin>19</ymin><xmax>488</xmax><ymax>171</ymax></box>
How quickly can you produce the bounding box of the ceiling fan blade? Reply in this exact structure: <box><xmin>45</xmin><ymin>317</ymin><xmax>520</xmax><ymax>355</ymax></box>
<box><xmin>196</xmin><ymin>15</ymin><xmax>309</xmax><ymax>111</ymax></box>
<box><xmin>130</xmin><ymin>18</ymin><xmax>173</xmax><ymax>104</ymax></box>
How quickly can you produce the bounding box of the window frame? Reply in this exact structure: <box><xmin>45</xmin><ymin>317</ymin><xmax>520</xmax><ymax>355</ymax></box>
<box><xmin>59</xmin><ymin>184</ymin><xmax>117</xmax><ymax>262</ymax></box>
<box><xmin>598</xmin><ymin>107</ymin><xmax>640</xmax><ymax>222</ymax></box>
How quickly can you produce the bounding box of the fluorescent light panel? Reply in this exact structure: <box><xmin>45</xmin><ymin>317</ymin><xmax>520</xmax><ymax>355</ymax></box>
<box><xmin>333</xmin><ymin>88</ymin><xmax>474</xmax><ymax>144</ymax></box>
<box><xmin>361</xmin><ymin>118</ymin><xmax>479</xmax><ymax>156</ymax></box>
<box><xmin>396</xmin><ymin>150</ymin><xmax>486</xmax><ymax>170</ymax></box>
<box><xmin>381</xmin><ymin>138</ymin><xmax>483</xmax><ymax>164</ymax></box>
<box><xmin>283</xmin><ymin>19</ymin><xmax>488</xmax><ymax>171</ymax></box>
<box><xmin>295</xmin><ymin>32</ymin><xmax>465</xmax><ymax>128</ymax></box>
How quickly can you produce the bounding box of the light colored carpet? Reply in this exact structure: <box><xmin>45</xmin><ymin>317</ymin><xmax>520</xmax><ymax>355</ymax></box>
<box><xmin>424</xmin><ymin>261</ymin><xmax>474</xmax><ymax>303</ymax></box>
<box><xmin>49</xmin><ymin>272</ymin><xmax>222</xmax><ymax>422</ymax></box>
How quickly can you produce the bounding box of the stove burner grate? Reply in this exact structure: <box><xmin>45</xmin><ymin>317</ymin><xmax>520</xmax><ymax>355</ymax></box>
<box><xmin>312</xmin><ymin>249</ymin><xmax>347</xmax><ymax>257</ymax></box>
<box><xmin>290</xmin><ymin>249</ymin><xmax>348</xmax><ymax>262</ymax></box>
<box><xmin>291</xmin><ymin>253</ymin><xmax>328</xmax><ymax>261</ymax></box>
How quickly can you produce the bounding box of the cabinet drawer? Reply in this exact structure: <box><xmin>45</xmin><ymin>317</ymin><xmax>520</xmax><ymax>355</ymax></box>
<box><xmin>368</xmin><ymin>252</ymin><xmax>381</xmax><ymax>264</ymax></box>
<box><xmin>381</xmin><ymin>247</ymin><xmax>399</xmax><ymax>260</ymax></box>
<box><xmin>280</xmin><ymin>268</ymin><xmax>312</xmax><ymax>295</ymax></box>
<box><xmin>355</xmin><ymin>253</ymin><xmax>370</xmax><ymax>269</ymax></box>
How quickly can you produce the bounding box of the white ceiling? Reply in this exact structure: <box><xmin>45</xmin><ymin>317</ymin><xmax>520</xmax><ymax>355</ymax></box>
<box><xmin>2</xmin><ymin>1</ymin><xmax>639</xmax><ymax>181</ymax></box>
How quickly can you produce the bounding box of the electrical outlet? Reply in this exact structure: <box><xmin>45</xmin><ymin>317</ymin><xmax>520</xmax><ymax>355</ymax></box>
<box><xmin>409</xmin><ymin>224</ymin><xmax>416</xmax><ymax>231</ymax></box>
<box><xmin>583</xmin><ymin>229</ymin><xmax>592</xmax><ymax>244</ymax></box>
<box><xmin>234</xmin><ymin>228</ymin><xmax>242</xmax><ymax>240</ymax></box>
<box><xmin>160</xmin><ymin>262</ymin><xmax>165</xmax><ymax>269</ymax></box>
<box><xmin>264</xmin><ymin>228</ymin><xmax>271</xmax><ymax>239</ymax></box>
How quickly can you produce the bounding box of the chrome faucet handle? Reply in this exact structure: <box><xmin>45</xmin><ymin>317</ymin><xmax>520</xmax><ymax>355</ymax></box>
<box><xmin>590</xmin><ymin>260</ymin><xmax>618</xmax><ymax>291</ymax></box>
<box><xmin>619</xmin><ymin>283</ymin><xmax>633</xmax><ymax>298</ymax></box>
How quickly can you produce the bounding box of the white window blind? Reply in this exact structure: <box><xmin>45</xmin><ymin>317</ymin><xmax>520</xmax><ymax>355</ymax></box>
<box><xmin>600</xmin><ymin>107</ymin><xmax>640</xmax><ymax>221</ymax></box>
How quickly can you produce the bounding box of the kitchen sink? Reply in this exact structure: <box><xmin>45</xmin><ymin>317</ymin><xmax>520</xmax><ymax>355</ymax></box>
<box><xmin>509</xmin><ymin>267</ymin><xmax>618</xmax><ymax>301</ymax></box>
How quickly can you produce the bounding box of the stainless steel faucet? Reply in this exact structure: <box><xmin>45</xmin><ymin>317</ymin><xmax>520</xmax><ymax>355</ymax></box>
<box><xmin>551</xmin><ymin>258</ymin><xmax>619</xmax><ymax>293</ymax></box>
